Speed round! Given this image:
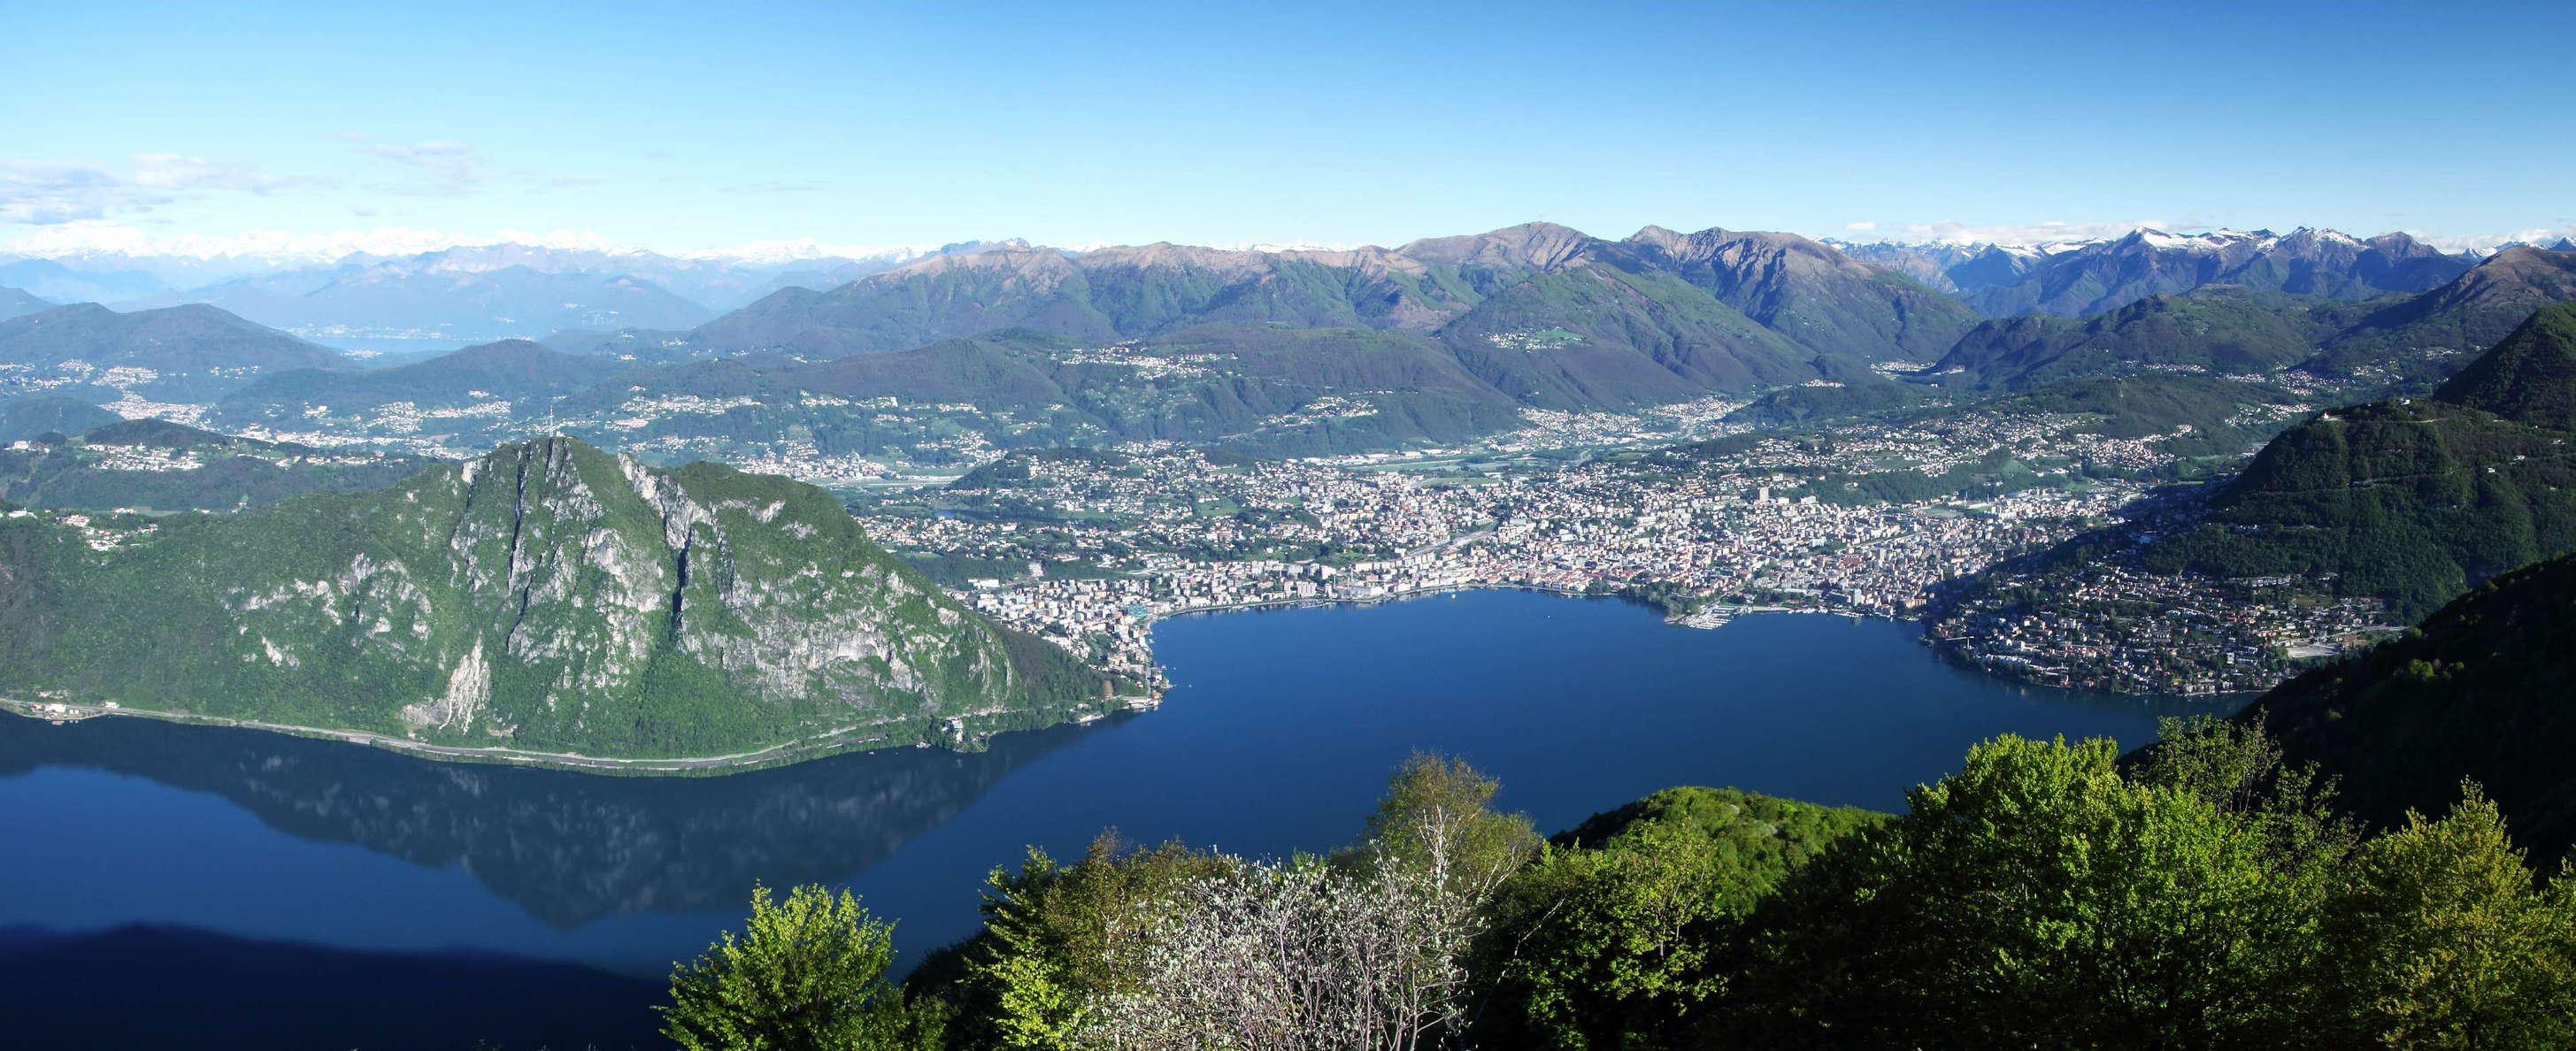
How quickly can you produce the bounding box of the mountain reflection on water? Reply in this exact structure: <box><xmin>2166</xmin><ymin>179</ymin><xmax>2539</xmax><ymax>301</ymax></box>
<box><xmin>1</xmin><ymin>595</ymin><xmax>2237</xmax><ymax>967</ymax></box>
<box><xmin>0</xmin><ymin>710</ymin><xmax>1111</xmax><ymax>926</ymax></box>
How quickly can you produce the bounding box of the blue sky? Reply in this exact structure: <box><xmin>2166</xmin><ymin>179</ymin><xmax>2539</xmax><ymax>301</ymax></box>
<box><xmin>4</xmin><ymin>0</ymin><xmax>2572</xmax><ymax>255</ymax></box>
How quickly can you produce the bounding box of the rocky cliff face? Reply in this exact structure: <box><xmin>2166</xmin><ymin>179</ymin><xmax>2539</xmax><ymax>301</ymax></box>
<box><xmin>3</xmin><ymin>436</ymin><xmax>1099</xmax><ymax>759</ymax></box>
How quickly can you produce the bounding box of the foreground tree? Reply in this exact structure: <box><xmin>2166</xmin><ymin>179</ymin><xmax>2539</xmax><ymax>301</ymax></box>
<box><xmin>965</xmin><ymin>833</ymin><xmax>1235</xmax><ymax>1049</ymax></box>
<box><xmin>2320</xmin><ymin>787</ymin><xmax>2576</xmax><ymax>1049</ymax></box>
<box><xmin>1065</xmin><ymin>754</ymin><xmax>1534</xmax><ymax>1050</ymax></box>
<box><xmin>662</xmin><ymin>883</ymin><xmax>944</xmax><ymax>1051</ymax></box>
<box><xmin>1478</xmin><ymin>787</ymin><xmax>1878</xmax><ymax>1049</ymax></box>
<box><xmin>1725</xmin><ymin>733</ymin><xmax>2341</xmax><ymax>1047</ymax></box>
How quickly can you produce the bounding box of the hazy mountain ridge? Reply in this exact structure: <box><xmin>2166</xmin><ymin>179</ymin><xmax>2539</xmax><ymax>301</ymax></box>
<box><xmin>0</xmin><ymin>396</ymin><xmax>120</xmax><ymax>442</ymax></box>
<box><xmin>125</xmin><ymin>262</ymin><xmax>722</xmax><ymax>347</ymax></box>
<box><xmin>0</xmin><ymin>303</ymin><xmax>350</xmax><ymax>403</ymax></box>
<box><xmin>208</xmin><ymin>338</ymin><xmax>629</xmax><ymax>432</ymax></box>
<box><xmin>3</xmin><ymin>242</ymin><xmax>1032</xmax><ymax>354</ymax></box>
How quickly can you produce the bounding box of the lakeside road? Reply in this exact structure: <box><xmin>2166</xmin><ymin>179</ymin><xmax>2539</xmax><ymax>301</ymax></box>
<box><xmin>0</xmin><ymin>698</ymin><xmax>900</xmax><ymax>776</ymax></box>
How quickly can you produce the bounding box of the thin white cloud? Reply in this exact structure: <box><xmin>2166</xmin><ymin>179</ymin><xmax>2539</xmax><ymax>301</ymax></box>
<box><xmin>719</xmin><ymin>181</ymin><xmax>826</xmax><ymax>195</ymax></box>
<box><xmin>339</xmin><ymin>134</ymin><xmax>488</xmax><ymax>196</ymax></box>
<box><xmin>0</xmin><ymin>154</ymin><xmax>308</xmax><ymax>225</ymax></box>
<box><xmin>128</xmin><ymin>153</ymin><xmax>295</xmax><ymax>193</ymax></box>
<box><xmin>1854</xmin><ymin>219</ymin><xmax>2174</xmax><ymax>247</ymax></box>
<box><xmin>0</xmin><ymin>219</ymin><xmax>942</xmax><ymax>265</ymax></box>
<box><xmin>1842</xmin><ymin>221</ymin><xmax>1877</xmax><ymax>231</ymax></box>
<box><xmin>2406</xmin><ymin>226</ymin><xmax>2576</xmax><ymax>254</ymax></box>
<box><xmin>0</xmin><ymin>160</ymin><xmax>135</xmax><ymax>224</ymax></box>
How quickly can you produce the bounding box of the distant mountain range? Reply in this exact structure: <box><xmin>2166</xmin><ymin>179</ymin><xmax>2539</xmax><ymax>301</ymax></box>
<box><xmin>687</xmin><ymin>222</ymin><xmax>1980</xmax><ymax>404</ymax></box>
<box><xmin>7</xmin><ymin>224</ymin><xmax>2570</xmax><ymax>464</ymax></box>
<box><xmin>3</xmin><ymin>241</ymin><xmax>1031</xmax><ymax>351</ymax></box>
<box><xmin>1926</xmin><ymin>246</ymin><xmax>2576</xmax><ymax>393</ymax></box>
<box><xmin>121</xmin><ymin>258</ymin><xmax>722</xmax><ymax>347</ymax></box>
<box><xmin>1841</xmin><ymin>227</ymin><xmax>2475</xmax><ymax>317</ymax></box>
<box><xmin>0</xmin><ymin>220</ymin><xmax>2526</xmax><ymax>361</ymax></box>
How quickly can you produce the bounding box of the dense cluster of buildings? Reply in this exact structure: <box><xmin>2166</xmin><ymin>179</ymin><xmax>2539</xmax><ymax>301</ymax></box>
<box><xmin>858</xmin><ymin>429</ymin><xmax>2151</xmax><ymax>687</ymax></box>
<box><xmin>17</xmin><ymin>343</ymin><xmax>2364</xmax><ymax>697</ymax></box>
<box><xmin>1928</xmin><ymin>564</ymin><xmax>2401</xmax><ymax>694</ymax></box>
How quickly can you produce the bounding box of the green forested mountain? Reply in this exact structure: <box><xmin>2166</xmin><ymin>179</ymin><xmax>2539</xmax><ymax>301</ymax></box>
<box><xmin>210</xmin><ymin>338</ymin><xmax>626</xmax><ymax>430</ymax></box>
<box><xmin>0</xmin><ymin>395</ymin><xmax>119</xmax><ymax>442</ymax></box>
<box><xmin>2435</xmin><ymin>294</ymin><xmax>2576</xmax><ymax>426</ymax></box>
<box><xmin>0</xmin><ymin>435</ymin><xmax>1103</xmax><ymax>758</ymax></box>
<box><xmin>1931</xmin><ymin>286</ymin><xmax>2379</xmax><ymax>389</ymax></box>
<box><xmin>2137</xmin><ymin>303</ymin><xmax>2576</xmax><ymax>617</ymax></box>
<box><xmin>2302</xmin><ymin>246</ymin><xmax>2576</xmax><ymax>387</ymax></box>
<box><xmin>684</xmin><ymin>223</ymin><xmax>1976</xmax><ymax>406</ymax></box>
<box><xmin>542</xmin><ymin>325</ymin><xmax>1531</xmax><ymax>459</ymax></box>
<box><xmin>0</xmin><ymin>303</ymin><xmax>350</xmax><ymax>401</ymax></box>
<box><xmin>2249</xmin><ymin>551</ymin><xmax>2576</xmax><ymax>863</ymax></box>
<box><xmin>1930</xmin><ymin>248</ymin><xmax>2576</xmax><ymax>395</ymax></box>
<box><xmin>0</xmin><ymin>418</ymin><xmax>433</xmax><ymax>512</ymax></box>
<box><xmin>0</xmin><ymin>286</ymin><xmax>51</xmax><ymax>321</ymax></box>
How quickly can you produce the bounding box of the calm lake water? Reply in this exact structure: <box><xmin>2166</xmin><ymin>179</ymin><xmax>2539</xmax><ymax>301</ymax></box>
<box><xmin>0</xmin><ymin>591</ymin><xmax>2224</xmax><ymax>1031</ymax></box>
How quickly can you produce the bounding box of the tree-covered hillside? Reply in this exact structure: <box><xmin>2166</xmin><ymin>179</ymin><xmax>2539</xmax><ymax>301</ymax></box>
<box><xmin>0</xmin><ymin>395</ymin><xmax>119</xmax><ymax>442</ymax></box>
<box><xmin>2250</xmin><ymin>550</ymin><xmax>2576</xmax><ymax>863</ymax></box>
<box><xmin>0</xmin><ymin>435</ymin><xmax>1107</xmax><ymax>759</ymax></box>
<box><xmin>0</xmin><ymin>418</ymin><xmax>434</xmax><ymax>512</ymax></box>
<box><xmin>2139</xmin><ymin>303</ymin><xmax>2576</xmax><ymax>618</ymax></box>
<box><xmin>210</xmin><ymin>338</ymin><xmax>627</xmax><ymax>430</ymax></box>
<box><xmin>0</xmin><ymin>302</ymin><xmax>350</xmax><ymax>401</ymax></box>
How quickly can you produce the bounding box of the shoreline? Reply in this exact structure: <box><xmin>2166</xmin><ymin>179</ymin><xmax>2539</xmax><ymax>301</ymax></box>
<box><xmin>2</xmin><ymin>587</ymin><xmax>2184</xmax><ymax>777</ymax></box>
<box><xmin>0</xmin><ymin>699</ymin><xmax>927</xmax><ymax>778</ymax></box>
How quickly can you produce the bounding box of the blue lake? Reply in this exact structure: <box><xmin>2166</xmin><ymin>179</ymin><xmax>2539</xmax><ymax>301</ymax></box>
<box><xmin>0</xmin><ymin>590</ymin><xmax>2225</xmax><ymax>1032</ymax></box>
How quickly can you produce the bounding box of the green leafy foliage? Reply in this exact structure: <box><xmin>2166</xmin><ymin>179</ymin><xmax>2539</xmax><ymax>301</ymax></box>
<box><xmin>2318</xmin><ymin>789</ymin><xmax>2576</xmax><ymax>1049</ymax></box>
<box><xmin>733</xmin><ymin>720</ymin><xmax>2576</xmax><ymax>1049</ymax></box>
<box><xmin>1725</xmin><ymin>733</ymin><xmax>2341</xmax><ymax>1047</ymax></box>
<box><xmin>1478</xmin><ymin>787</ymin><xmax>1878</xmax><ymax>1049</ymax></box>
<box><xmin>662</xmin><ymin>884</ymin><xmax>946</xmax><ymax>1051</ymax></box>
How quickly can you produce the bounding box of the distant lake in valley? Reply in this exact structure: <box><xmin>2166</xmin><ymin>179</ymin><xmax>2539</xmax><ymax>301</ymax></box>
<box><xmin>0</xmin><ymin>590</ymin><xmax>2229</xmax><ymax>1041</ymax></box>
